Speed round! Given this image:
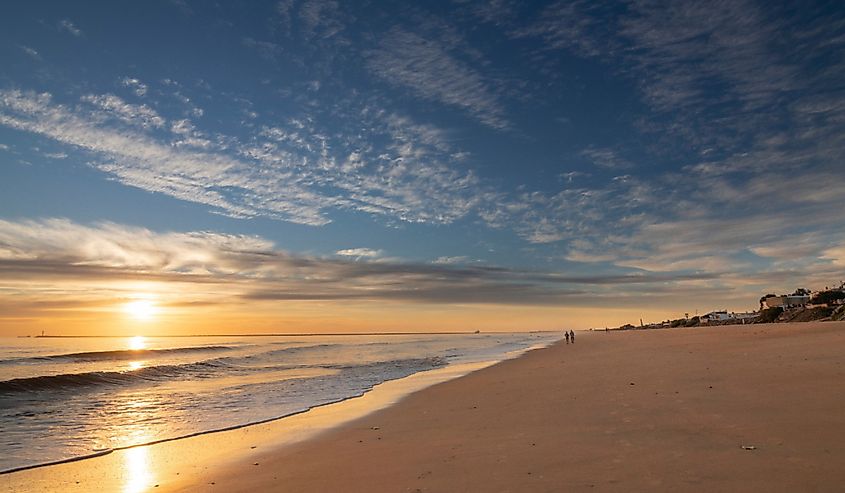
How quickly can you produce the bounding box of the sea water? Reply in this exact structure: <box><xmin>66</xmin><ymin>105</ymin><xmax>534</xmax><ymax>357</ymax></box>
<box><xmin>0</xmin><ymin>332</ymin><xmax>561</xmax><ymax>473</ymax></box>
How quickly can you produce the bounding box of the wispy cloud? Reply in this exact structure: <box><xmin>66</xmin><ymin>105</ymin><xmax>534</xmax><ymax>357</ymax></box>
<box><xmin>615</xmin><ymin>0</ymin><xmax>810</xmax><ymax>158</ymax></box>
<box><xmin>298</xmin><ymin>0</ymin><xmax>346</xmax><ymax>40</ymax></box>
<box><xmin>822</xmin><ymin>245</ymin><xmax>845</xmax><ymax>267</ymax></box>
<box><xmin>580</xmin><ymin>146</ymin><xmax>634</xmax><ymax>170</ymax></box>
<box><xmin>18</xmin><ymin>45</ymin><xmax>41</xmax><ymax>60</ymax></box>
<box><xmin>0</xmin><ymin>89</ymin><xmax>487</xmax><ymax>227</ymax></box>
<box><xmin>511</xmin><ymin>0</ymin><xmax>616</xmax><ymax>58</ymax></box>
<box><xmin>560</xmin><ymin>171</ymin><xmax>589</xmax><ymax>183</ymax></box>
<box><xmin>0</xmin><ymin>90</ymin><xmax>325</xmax><ymax>224</ymax></box>
<box><xmin>488</xmin><ymin>0</ymin><xmax>845</xmax><ymax>282</ymax></box>
<box><xmin>462</xmin><ymin>0</ymin><xmax>517</xmax><ymax>26</ymax></box>
<box><xmin>81</xmin><ymin>93</ymin><xmax>165</xmax><ymax>128</ymax></box>
<box><xmin>516</xmin><ymin>0</ymin><xmax>841</xmax><ymax>160</ymax></box>
<box><xmin>119</xmin><ymin>77</ymin><xmax>148</xmax><ymax>97</ymax></box>
<box><xmin>273</xmin><ymin>0</ymin><xmax>350</xmax><ymax>64</ymax></box>
<box><xmin>0</xmin><ymin>218</ymin><xmax>272</xmax><ymax>273</ymax></box>
<box><xmin>58</xmin><ymin>19</ymin><xmax>82</xmax><ymax>37</ymax></box>
<box><xmin>479</xmin><ymin>174</ymin><xmax>656</xmax><ymax>246</ymax></box>
<box><xmin>366</xmin><ymin>27</ymin><xmax>508</xmax><ymax>129</ymax></box>
<box><xmin>336</xmin><ymin>248</ymin><xmax>383</xmax><ymax>259</ymax></box>
<box><xmin>432</xmin><ymin>256</ymin><xmax>469</xmax><ymax>265</ymax></box>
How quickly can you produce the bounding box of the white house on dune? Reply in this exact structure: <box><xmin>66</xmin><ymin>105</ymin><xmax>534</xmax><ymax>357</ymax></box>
<box><xmin>763</xmin><ymin>294</ymin><xmax>811</xmax><ymax>309</ymax></box>
<box><xmin>700</xmin><ymin>310</ymin><xmax>759</xmax><ymax>324</ymax></box>
<box><xmin>700</xmin><ymin>311</ymin><xmax>732</xmax><ymax>323</ymax></box>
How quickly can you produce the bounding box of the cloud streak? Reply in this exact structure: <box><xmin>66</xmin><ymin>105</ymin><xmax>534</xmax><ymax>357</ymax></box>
<box><xmin>58</xmin><ymin>19</ymin><xmax>82</xmax><ymax>37</ymax></box>
<box><xmin>366</xmin><ymin>28</ymin><xmax>508</xmax><ymax>129</ymax></box>
<box><xmin>18</xmin><ymin>45</ymin><xmax>40</xmax><ymax>60</ymax></box>
<box><xmin>336</xmin><ymin>248</ymin><xmax>383</xmax><ymax>259</ymax></box>
<box><xmin>0</xmin><ymin>218</ymin><xmax>728</xmax><ymax>307</ymax></box>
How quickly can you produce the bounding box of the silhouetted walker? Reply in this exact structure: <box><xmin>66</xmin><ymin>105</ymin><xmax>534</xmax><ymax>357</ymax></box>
<box><xmin>569</xmin><ymin>330</ymin><xmax>575</xmax><ymax>344</ymax></box>
<box><xmin>565</xmin><ymin>331</ymin><xmax>570</xmax><ymax>344</ymax></box>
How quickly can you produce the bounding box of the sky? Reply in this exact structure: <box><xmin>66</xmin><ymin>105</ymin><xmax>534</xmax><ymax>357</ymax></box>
<box><xmin>1</xmin><ymin>0</ymin><xmax>844</xmax><ymax>335</ymax></box>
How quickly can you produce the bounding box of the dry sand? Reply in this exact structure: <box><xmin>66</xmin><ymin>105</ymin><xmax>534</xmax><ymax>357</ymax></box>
<box><xmin>5</xmin><ymin>322</ymin><xmax>845</xmax><ymax>492</ymax></box>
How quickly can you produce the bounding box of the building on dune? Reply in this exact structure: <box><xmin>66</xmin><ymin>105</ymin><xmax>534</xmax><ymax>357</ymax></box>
<box><xmin>700</xmin><ymin>311</ymin><xmax>732</xmax><ymax>324</ymax></box>
<box><xmin>700</xmin><ymin>310</ymin><xmax>760</xmax><ymax>325</ymax></box>
<box><xmin>731</xmin><ymin>311</ymin><xmax>759</xmax><ymax>321</ymax></box>
<box><xmin>762</xmin><ymin>294</ymin><xmax>811</xmax><ymax>309</ymax></box>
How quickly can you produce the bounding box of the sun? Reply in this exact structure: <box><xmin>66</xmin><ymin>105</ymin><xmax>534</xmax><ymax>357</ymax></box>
<box><xmin>124</xmin><ymin>299</ymin><xmax>158</xmax><ymax>321</ymax></box>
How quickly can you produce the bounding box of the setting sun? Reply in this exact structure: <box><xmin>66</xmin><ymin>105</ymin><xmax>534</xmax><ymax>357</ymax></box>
<box><xmin>124</xmin><ymin>300</ymin><xmax>158</xmax><ymax>322</ymax></box>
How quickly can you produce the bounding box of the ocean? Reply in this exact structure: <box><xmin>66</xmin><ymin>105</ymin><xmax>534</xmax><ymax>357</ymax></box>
<box><xmin>0</xmin><ymin>332</ymin><xmax>561</xmax><ymax>473</ymax></box>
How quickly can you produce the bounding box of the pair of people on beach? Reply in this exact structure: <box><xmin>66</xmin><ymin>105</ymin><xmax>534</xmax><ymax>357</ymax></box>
<box><xmin>565</xmin><ymin>330</ymin><xmax>575</xmax><ymax>344</ymax></box>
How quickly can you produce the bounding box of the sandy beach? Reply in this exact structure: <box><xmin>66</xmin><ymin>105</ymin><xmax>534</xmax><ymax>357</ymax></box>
<box><xmin>5</xmin><ymin>322</ymin><xmax>845</xmax><ymax>492</ymax></box>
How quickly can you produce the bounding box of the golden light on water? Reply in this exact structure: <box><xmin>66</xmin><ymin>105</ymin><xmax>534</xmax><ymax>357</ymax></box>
<box><xmin>128</xmin><ymin>336</ymin><xmax>146</xmax><ymax>351</ymax></box>
<box><xmin>128</xmin><ymin>361</ymin><xmax>144</xmax><ymax>371</ymax></box>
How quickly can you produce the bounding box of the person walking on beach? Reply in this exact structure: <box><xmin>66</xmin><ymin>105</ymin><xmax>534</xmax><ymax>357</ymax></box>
<box><xmin>565</xmin><ymin>331</ymin><xmax>570</xmax><ymax>344</ymax></box>
<box><xmin>569</xmin><ymin>330</ymin><xmax>575</xmax><ymax>344</ymax></box>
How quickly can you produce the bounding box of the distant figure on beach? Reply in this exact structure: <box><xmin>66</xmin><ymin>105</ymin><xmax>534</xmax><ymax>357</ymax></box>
<box><xmin>569</xmin><ymin>330</ymin><xmax>575</xmax><ymax>343</ymax></box>
<box><xmin>565</xmin><ymin>331</ymin><xmax>570</xmax><ymax>344</ymax></box>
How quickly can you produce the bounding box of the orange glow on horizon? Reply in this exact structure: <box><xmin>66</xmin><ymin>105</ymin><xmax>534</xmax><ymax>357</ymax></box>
<box><xmin>1</xmin><ymin>285</ymin><xmax>742</xmax><ymax>336</ymax></box>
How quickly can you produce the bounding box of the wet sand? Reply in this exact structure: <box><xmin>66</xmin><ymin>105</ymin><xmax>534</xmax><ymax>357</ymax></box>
<box><xmin>5</xmin><ymin>322</ymin><xmax>845</xmax><ymax>492</ymax></box>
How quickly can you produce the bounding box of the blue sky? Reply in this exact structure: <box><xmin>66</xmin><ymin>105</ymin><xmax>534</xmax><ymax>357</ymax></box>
<box><xmin>1</xmin><ymin>1</ymin><xmax>844</xmax><ymax>332</ymax></box>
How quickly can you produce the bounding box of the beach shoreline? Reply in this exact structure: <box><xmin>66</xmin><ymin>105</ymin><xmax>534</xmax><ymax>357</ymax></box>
<box><xmin>0</xmin><ymin>338</ymin><xmax>557</xmax><ymax>492</ymax></box>
<box><xmin>5</xmin><ymin>322</ymin><xmax>845</xmax><ymax>492</ymax></box>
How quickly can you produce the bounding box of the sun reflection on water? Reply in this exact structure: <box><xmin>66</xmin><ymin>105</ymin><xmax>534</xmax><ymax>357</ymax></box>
<box><xmin>128</xmin><ymin>336</ymin><xmax>146</xmax><ymax>351</ymax></box>
<box><xmin>108</xmin><ymin>371</ymin><xmax>161</xmax><ymax>493</ymax></box>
